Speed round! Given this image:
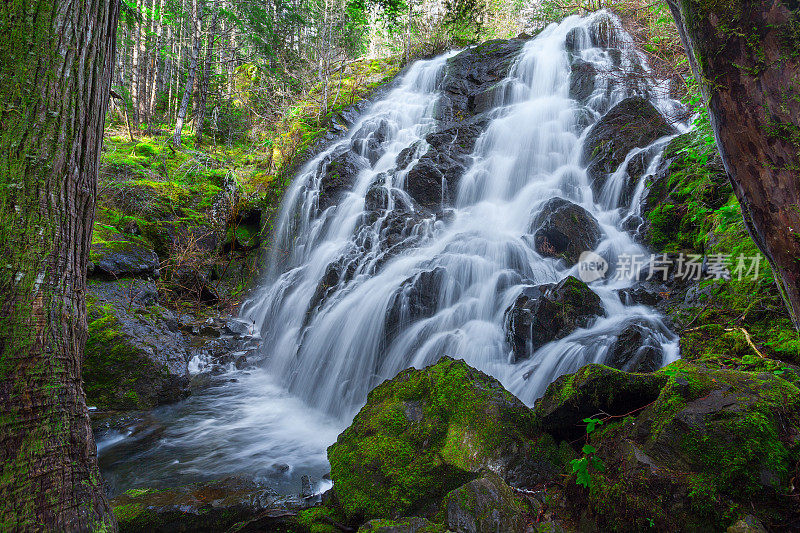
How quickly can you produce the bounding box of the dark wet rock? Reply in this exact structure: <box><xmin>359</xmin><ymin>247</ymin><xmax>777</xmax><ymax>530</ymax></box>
<box><xmin>440</xmin><ymin>39</ymin><xmax>526</xmax><ymax>119</ymax></box>
<box><xmin>166</xmin><ymin>266</ymin><xmax>220</xmax><ymax>304</ymax></box>
<box><xmin>529</xmin><ymin>197</ymin><xmax>603</xmax><ymax>265</ymax></box>
<box><xmin>470</xmin><ymin>82</ymin><xmax>508</xmax><ymax>114</ymax></box>
<box><xmin>534</xmin><ymin>364</ymin><xmax>667</xmax><ymax>441</ymax></box>
<box><xmin>395</xmin><ymin>141</ymin><xmax>425</xmax><ymax>171</ymax></box>
<box><xmin>365</xmin><ymin>177</ymin><xmax>414</xmax><ymax>214</ymax></box>
<box><xmin>352</xmin><ymin>118</ymin><xmax>393</xmax><ymax>165</ymax></box>
<box><xmin>91</xmin><ymin>234</ymin><xmax>161</xmax><ymax>278</ymax></box>
<box><xmin>84</xmin><ymin>280</ymin><xmax>190</xmax><ymax>410</ymax></box>
<box><xmin>441</xmin><ymin>473</ymin><xmax>533</xmax><ymax>533</ymax></box>
<box><xmin>504</xmin><ymin>276</ymin><xmax>604</xmax><ymax>360</ymax></box>
<box><xmin>110</xmin><ymin>477</ymin><xmax>301</xmax><ymax>533</ymax></box>
<box><xmin>616</xmin><ymin>285</ymin><xmax>664</xmax><ymax>307</ymax></box>
<box><xmin>405</xmin><ymin>117</ymin><xmax>488</xmax><ymax>211</ymax></box>
<box><xmin>569</xmin><ymin>59</ymin><xmax>596</xmax><ymax>103</ymax></box>
<box><xmin>605</xmin><ymin>320</ymin><xmax>664</xmax><ymax>373</ymax></box>
<box><xmin>300</xmin><ymin>475</ymin><xmax>314</xmax><ymax>499</ymax></box>
<box><xmin>328</xmin><ymin>357</ymin><xmax>566</xmax><ymax>520</ymax></box>
<box><xmin>582</xmin><ymin>97</ymin><xmax>676</xmax><ymax>193</ymax></box>
<box><xmin>304</xmin><ymin>257</ymin><xmax>358</xmax><ymax>327</ymax></box>
<box><xmin>384</xmin><ymin>267</ymin><xmax>446</xmax><ymax>341</ymax></box>
<box><xmin>316</xmin><ymin>147</ymin><xmax>367</xmax><ymax>211</ymax></box>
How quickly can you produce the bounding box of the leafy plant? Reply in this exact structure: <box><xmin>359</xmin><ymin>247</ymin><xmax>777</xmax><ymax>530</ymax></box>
<box><xmin>570</xmin><ymin>417</ymin><xmax>605</xmax><ymax>488</ymax></box>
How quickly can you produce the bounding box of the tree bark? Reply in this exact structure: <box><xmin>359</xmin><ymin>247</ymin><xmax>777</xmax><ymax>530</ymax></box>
<box><xmin>195</xmin><ymin>0</ymin><xmax>219</xmax><ymax>144</ymax></box>
<box><xmin>173</xmin><ymin>0</ymin><xmax>202</xmax><ymax>147</ymax></box>
<box><xmin>131</xmin><ymin>0</ymin><xmax>143</xmax><ymax>125</ymax></box>
<box><xmin>0</xmin><ymin>0</ymin><xmax>120</xmax><ymax>530</ymax></box>
<box><xmin>667</xmin><ymin>0</ymin><xmax>800</xmax><ymax>333</ymax></box>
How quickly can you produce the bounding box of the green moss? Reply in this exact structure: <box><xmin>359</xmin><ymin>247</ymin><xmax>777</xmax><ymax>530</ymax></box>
<box><xmin>133</xmin><ymin>141</ymin><xmax>160</xmax><ymax>158</ymax></box>
<box><xmin>296</xmin><ymin>507</ymin><xmax>342</xmax><ymax>533</ymax></box>
<box><xmin>328</xmin><ymin>357</ymin><xmax>565</xmax><ymax>521</ymax></box>
<box><xmin>82</xmin><ymin>301</ymin><xmax>171</xmax><ymax>410</ymax></box>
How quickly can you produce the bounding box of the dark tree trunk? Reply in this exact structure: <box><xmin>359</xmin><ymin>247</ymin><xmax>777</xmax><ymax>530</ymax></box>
<box><xmin>0</xmin><ymin>0</ymin><xmax>120</xmax><ymax>531</ymax></box>
<box><xmin>667</xmin><ymin>0</ymin><xmax>800</xmax><ymax>333</ymax></box>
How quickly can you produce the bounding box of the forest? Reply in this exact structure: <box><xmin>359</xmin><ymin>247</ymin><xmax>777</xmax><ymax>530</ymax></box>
<box><xmin>1</xmin><ymin>0</ymin><xmax>799</xmax><ymax>531</ymax></box>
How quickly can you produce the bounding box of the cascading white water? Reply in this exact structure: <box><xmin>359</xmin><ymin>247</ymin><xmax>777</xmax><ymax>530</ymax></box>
<box><xmin>243</xmin><ymin>12</ymin><xmax>684</xmax><ymax>415</ymax></box>
<box><xmin>97</xmin><ymin>12</ymin><xmax>689</xmax><ymax>494</ymax></box>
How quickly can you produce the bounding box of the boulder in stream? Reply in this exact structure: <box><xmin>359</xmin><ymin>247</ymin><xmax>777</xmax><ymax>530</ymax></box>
<box><xmin>504</xmin><ymin>276</ymin><xmax>605</xmax><ymax>360</ymax></box>
<box><xmin>529</xmin><ymin>197</ymin><xmax>603</xmax><ymax>265</ymax></box>
<box><xmin>582</xmin><ymin>97</ymin><xmax>676</xmax><ymax>193</ymax></box>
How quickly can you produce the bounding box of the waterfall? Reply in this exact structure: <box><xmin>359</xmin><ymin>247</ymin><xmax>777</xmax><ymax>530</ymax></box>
<box><xmin>243</xmin><ymin>12</ymin><xmax>685</xmax><ymax>418</ymax></box>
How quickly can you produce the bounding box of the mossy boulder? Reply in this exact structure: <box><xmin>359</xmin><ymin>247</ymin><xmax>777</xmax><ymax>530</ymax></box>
<box><xmin>327</xmin><ymin>357</ymin><xmax>568</xmax><ymax>521</ymax></box>
<box><xmin>529</xmin><ymin>197</ymin><xmax>603</xmax><ymax>266</ymax></box>
<box><xmin>111</xmin><ymin>477</ymin><xmax>295</xmax><ymax>533</ymax></box>
<box><xmin>90</xmin><ymin>227</ymin><xmax>160</xmax><ymax>278</ymax></box>
<box><xmin>540</xmin><ymin>362</ymin><xmax>800</xmax><ymax>531</ymax></box>
<box><xmin>439</xmin><ymin>473</ymin><xmax>533</xmax><ymax>533</ymax></box>
<box><xmin>582</xmin><ymin>96</ymin><xmax>676</xmax><ymax>192</ymax></box>
<box><xmin>504</xmin><ymin>276</ymin><xmax>605</xmax><ymax>360</ymax></box>
<box><xmin>534</xmin><ymin>364</ymin><xmax>666</xmax><ymax>441</ymax></box>
<box><xmin>83</xmin><ymin>281</ymin><xmax>190</xmax><ymax>410</ymax></box>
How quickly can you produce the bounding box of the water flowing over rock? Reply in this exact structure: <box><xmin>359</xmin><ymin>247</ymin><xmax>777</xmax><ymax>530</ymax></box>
<box><xmin>529</xmin><ymin>197</ymin><xmax>603</xmax><ymax>265</ymax></box>
<box><xmin>504</xmin><ymin>276</ymin><xmax>604</xmax><ymax>361</ymax></box>
<box><xmin>241</xmin><ymin>12</ymin><xmax>682</xmax><ymax>420</ymax></box>
<box><xmin>101</xmin><ymin>12</ymin><xmax>691</xmax><ymax>496</ymax></box>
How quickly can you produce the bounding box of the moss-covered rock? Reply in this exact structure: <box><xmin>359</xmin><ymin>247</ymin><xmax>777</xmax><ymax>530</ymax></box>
<box><xmin>90</xmin><ymin>227</ymin><xmax>160</xmax><ymax>279</ymax></box>
<box><xmin>358</xmin><ymin>517</ymin><xmax>449</xmax><ymax>533</ymax></box>
<box><xmin>83</xmin><ymin>281</ymin><xmax>190</xmax><ymax>410</ymax></box>
<box><xmin>327</xmin><ymin>357</ymin><xmax>569</xmax><ymax>521</ymax></box>
<box><xmin>534</xmin><ymin>364</ymin><xmax>667</xmax><ymax>441</ymax></box>
<box><xmin>439</xmin><ymin>473</ymin><xmax>533</xmax><ymax>533</ymax></box>
<box><xmin>540</xmin><ymin>362</ymin><xmax>800</xmax><ymax>531</ymax></box>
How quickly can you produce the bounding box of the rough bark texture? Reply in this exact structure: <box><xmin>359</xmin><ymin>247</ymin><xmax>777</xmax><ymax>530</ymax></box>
<box><xmin>667</xmin><ymin>0</ymin><xmax>800</xmax><ymax>328</ymax></box>
<box><xmin>0</xmin><ymin>0</ymin><xmax>120</xmax><ymax>531</ymax></box>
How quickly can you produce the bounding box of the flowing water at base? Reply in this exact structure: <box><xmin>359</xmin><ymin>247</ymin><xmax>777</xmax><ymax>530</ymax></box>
<box><xmin>97</xmin><ymin>12</ymin><xmax>686</xmax><ymax>494</ymax></box>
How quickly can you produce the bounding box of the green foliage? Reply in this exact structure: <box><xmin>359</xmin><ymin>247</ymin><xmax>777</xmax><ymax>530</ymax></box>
<box><xmin>641</xmin><ymin>78</ymin><xmax>799</xmax><ymax>365</ymax></box>
<box><xmin>570</xmin><ymin>419</ymin><xmax>605</xmax><ymax>488</ymax></box>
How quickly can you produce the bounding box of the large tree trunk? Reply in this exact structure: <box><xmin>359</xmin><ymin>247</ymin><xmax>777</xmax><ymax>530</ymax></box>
<box><xmin>173</xmin><ymin>0</ymin><xmax>202</xmax><ymax>147</ymax></box>
<box><xmin>0</xmin><ymin>0</ymin><xmax>120</xmax><ymax>531</ymax></box>
<box><xmin>667</xmin><ymin>0</ymin><xmax>800</xmax><ymax>332</ymax></box>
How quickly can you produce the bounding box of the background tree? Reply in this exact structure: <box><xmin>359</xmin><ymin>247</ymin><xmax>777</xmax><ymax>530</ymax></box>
<box><xmin>0</xmin><ymin>0</ymin><xmax>121</xmax><ymax>531</ymax></box>
<box><xmin>666</xmin><ymin>0</ymin><xmax>800</xmax><ymax>329</ymax></box>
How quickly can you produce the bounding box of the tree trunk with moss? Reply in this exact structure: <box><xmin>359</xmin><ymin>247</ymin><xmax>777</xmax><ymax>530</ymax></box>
<box><xmin>0</xmin><ymin>1</ymin><xmax>120</xmax><ymax>531</ymax></box>
<box><xmin>667</xmin><ymin>0</ymin><xmax>800</xmax><ymax>331</ymax></box>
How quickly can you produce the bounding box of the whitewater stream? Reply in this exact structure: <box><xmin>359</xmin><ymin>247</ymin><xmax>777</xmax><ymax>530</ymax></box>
<box><xmin>97</xmin><ymin>12</ymin><xmax>687</xmax><ymax>496</ymax></box>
